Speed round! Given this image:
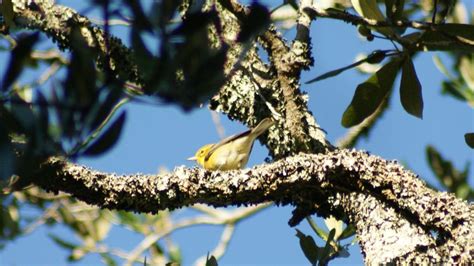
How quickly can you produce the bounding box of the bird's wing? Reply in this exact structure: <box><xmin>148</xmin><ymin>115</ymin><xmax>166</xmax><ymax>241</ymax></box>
<box><xmin>204</xmin><ymin>129</ymin><xmax>251</xmax><ymax>161</ymax></box>
<box><xmin>203</xmin><ymin>118</ymin><xmax>274</xmax><ymax>162</ymax></box>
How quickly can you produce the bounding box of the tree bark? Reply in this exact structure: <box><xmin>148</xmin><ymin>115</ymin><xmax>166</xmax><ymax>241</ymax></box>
<box><xmin>34</xmin><ymin>150</ymin><xmax>473</xmax><ymax>264</ymax></box>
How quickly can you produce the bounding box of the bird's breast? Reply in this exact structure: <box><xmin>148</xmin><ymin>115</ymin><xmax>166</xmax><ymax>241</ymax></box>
<box><xmin>204</xmin><ymin>140</ymin><xmax>252</xmax><ymax>170</ymax></box>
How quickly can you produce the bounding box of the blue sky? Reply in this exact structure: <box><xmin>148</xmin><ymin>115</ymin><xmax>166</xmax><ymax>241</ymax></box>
<box><xmin>1</xmin><ymin>1</ymin><xmax>473</xmax><ymax>265</ymax></box>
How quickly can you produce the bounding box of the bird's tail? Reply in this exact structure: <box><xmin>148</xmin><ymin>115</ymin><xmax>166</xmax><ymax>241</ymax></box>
<box><xmin>250</xmin><ymin>117</ymin><xmax>275</xmax><ymax>138</ymax></box>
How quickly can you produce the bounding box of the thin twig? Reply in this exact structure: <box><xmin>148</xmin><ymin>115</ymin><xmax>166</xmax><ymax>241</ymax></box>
<box><xmin>432</xmin><ymin>0</ymin><xmax>438</xmax><ymax>24</ymax></box>
<box><xmin>192</xmin><ymin>204</ymin><xmax>228</xmax><ymax>218</ymax></box>
<box><xmin>92</xmin><ymin>244</ymin><xmax>135</xmax><ymax>262</ymax></box>
<box><xmin>31</xmin><ymin>50</ymin><xmax>68</xmax><ymax>64</ymax></box>
<box><xmin>124</xmin><ymin>203</ymin><xmax>271</xmax><ymax>266</ymax></box>
<box><xmin>21</xmin><ymin>202</ymin><xmax>61</xmax><ymax>235</ymax></box>
<box><xmin>210</xmin><ymin>110</ymin><xmax>226</xmax><ymax>139</ymax></box>
<box><xmin>0</xmin><ymin>97</ymin><xmax>88</xmax><ymax>111</ymax></box>
<box><xmin>307</xmin><ymin>5</ymin><xmax>433</xmax><ymax>30</ymax></box>
<box><xmin>36</xmin><ymin>62</ymin><xmax>61</xmax><ymax>86</ymax></box>
<box><xmin>124</xmin><ymin>216</ymin><xmax>225</xmax><ymax>266</ymax></box>
<box><xmin>90</xmin><ymin>18</ymin><xmax>131</xmax><ymax>26</ymax></box>
<box><xmin>68</xmin><ymin>97</ymin><xmax>129</xmax><ymax>156</ymax></box>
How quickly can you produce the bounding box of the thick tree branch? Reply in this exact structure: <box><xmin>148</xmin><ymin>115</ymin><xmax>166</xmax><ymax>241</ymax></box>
<box><xmin>32</xmin><ymin>150</ymin><xmax>473</xmax><ymax>264</ymax></box>
<box><xmin>11</xmin><ymin>0</ymin><xmax>140</xmax><ymax>84</ymax></box>
<box><xmin>214</xmin><ymin>0</ymin><xmax>330</xmax><ymax>159</ymax></box>
<box><xmin>34</xmin><ymin>150</ymin><xmax>474</xmax><ymax>263</ymax></box>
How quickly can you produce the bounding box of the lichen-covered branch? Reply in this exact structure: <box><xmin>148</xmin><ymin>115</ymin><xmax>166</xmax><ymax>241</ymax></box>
<box><xmin>212</xmin><ymin>0</ymin><xmax>330</xmax><ymax>160</ymax></box>
<box><xmin>292</xmin><ymin>0</ymin><xmax>313</xmax><ymax>67</ymax></box>
<box><xmin>11</xmin><ymin>0</ymin><xmax>140</xmax><ymax>84</ymax></box>
<box><xmin>32</xmin><ymin>149</ymin><xmax>473</xmax><ymax>264</ymax></box>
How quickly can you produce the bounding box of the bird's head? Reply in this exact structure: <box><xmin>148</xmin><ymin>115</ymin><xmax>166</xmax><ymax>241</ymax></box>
<box><xmin>188</xmin><ymin>144</ymin><xmax>214</xmax><ymax>167</ymax></box>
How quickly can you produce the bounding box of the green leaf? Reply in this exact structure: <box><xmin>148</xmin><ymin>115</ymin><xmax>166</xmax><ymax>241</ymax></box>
<box><xmin>426</xmin><ymin>145</ymin><xmax>469</xmax><ymax>196</ymax></box>
<box><xmin>418</xmin><ymin>24</ymin><xmax>474</xmax><ymax>52</ymax></box>
<box><xmin>306</xmin><ymin>50</ymin><xmax>387</xmax><ymax>84</ymax></box>
<box><xmin>400</xmin><ymin>57</ymin><xmax>423</xmax><ymax>118</ymax></box>
<box><xmin>285</xmin><ymin>0</ymin><xmax>299</xmax><ymax>10</ymax></box>
<box><xmin>459</xmin><ymin>56</ymin><xmax>474</xmax><ymax>91</ymax></box>
<box><xmin>116</xmin><ymin>211</ymin><xmax>146</xmax><ymax>233</ymax></box>
<box><xmin>0</xmin><ymin>104</ymin><xmax>24</xmax><ymax>135</ymax></box>
<box><xmin>456</xmin><ymin>183</ymin><xmax>471</xmax><ymax>200</ymax></box>
<box><xmin>1</xmin><ymin>0</ymin><xmax>14</xmax><ymax>27</ymax></box>
<box><xmin>131</xmin><ymin>28</ymin><xmax>156</xmax><ymax>80</ymax></box>
<box><xmin>151</xmin><ymin>9</ymin><xmax>227</xmax><ymax>110</ymax></box>
<box><xmin>83</xmin><ymin>112</ymin><xmax>126</xmax><ymax>156</ymax></box>
<box><xmin>168</xmin><ymin>244</ymin><xmax>182</xmax><ymax>264</ymax></box>
<box><xmin>432</xmin><ymin>55</ymin><xmax>474</xmax><ymax>103</ymax></box>
<box><xmin>152</xmin><ymin>0</ymin><xmax>180</xmax><ymax>29</ymax></box>
<box><xmin>465</xmin><ymin>133</ymin><xmax>474</xmax><ymax>149</ymax></box>
<box><xmin>48</xmin><ymin>233</ymin><xmax>78</xmax><ymax>250</ymax></box>
<box><xmin>1</xmin><ymin>33</ymin><xmax>39</xmax><ymax>92</ymax></box>
<box><xmin>338</xmin><ymin>224</ymin><xmax>356</xmax><ymax>240</ymax></box>
<box><xmin>69</xmin><ymin>247</ymin><xmax>87</xmax><ymax>262</ymax></box>
<box><xmin>126</xmin><ymin>1</ymin><xmax>153</xmax><ymax>32</ymax></box>
<box><xmin>426</xmin><ymin>146</ymin><xmax>451</xmax><ymax>181</ymax></box>
<box><xmin>35</xmin><ymin>91</ymin><xmax>49</xmax><ymax>134</ymax></box>
<box><xmin>296</xmin><ymin>229</ymin><xmax>319</xmax><ymax>265</ymax></box>
<box><xmin>237</xmin><ymin>2</ymin><xmax>270</xmax><ymax>43</ymax></box>
<box><xmin>0</xmin><ymin>128</ymin><xmax>16</xmax><ymax>181</ymax></box>
<box><xmin>57</xmin><ymin>208</ymin><xmax>90</xmax><ymax>237</ymax></box>
<box><xmin>324</xmin><ymin>216</ymin><xmax>343</xmax><ymax>240</ymax></box>
<box><xmin>306</xmin><ymin>61</ymin><xmax>364</xmax><ymax>84</ymax></box>
<box><xmin>65</xmin><ymin>28</ymin><xmax>97</xmax><ymax>107</ymax></box>
<box><xmin>171</xmin><ymin>11</ymin><xmax>215</xmax><ymax>36</ymax></box>
<box><xmin>205</xmin><ymin>254</ymin><xmax>218</xmax><ymax>266</ymax></box>
<box><xmin>441</xmin><ymin>81</ymin><xmax>468</xmax><ymax>102</ymax></box>
<box><xmin>436</xmin><ymin>24</ymin><xmax>474</xmax><ymax>44</ymax></box>
<box><xmin>9</xmin><ymin>96</ymin><xmax>37</xmax><ymax>134</ymax></box>
<box><xmin>338</xmin><ymin>246</ymin><xmax>351</xmax><ymax>258</ymax></box>
<box><xmin>352</xmin><ymin>0</ymin><xmax>385</xmax><ymax>21</ymax></box>
<box><xmin>385</xmin><ymin>0</ymin><xmax>404</xmax><ymax>23</ymax></box>
<box><xmin>351</xmin><ymin>0</ymin><xmax>394</xmax><ymax>36</ymax></box>
<box><xmin>432</xmin><ymin>54</ymin><xmax>452</xmax><ymax>78</ymax></box>
<box><xmin>319</xmin><ymin>229</ymin><xmax>336</xmax><ymax>264</ymax></box>
<box><xmin>342</xmin><ymin>59</ymin><xmax>401</xmax><ymax>127</ymax></box>
<box><xmin>100</xmin><ymin>253</ymin><xmax>118</xmax><ymax>266</ymax></box>
<box><xmin>90</xmin><ymin>86</ymin><xmax>124</xmax><ymax>132</ymax></box>
<box><xmin>0</xmin><ymin>203</ymin><xmax>21</xmax><ymax>239</ymax></box>
<box><xmin>93</xmin><ymin>215</ymin><xmax>111</xmax><ymax>241</ymax></box>
<box><xmin>306</xmin><ymin>217</ymin><xmax>329</xmax><ymax>241</ymax></box>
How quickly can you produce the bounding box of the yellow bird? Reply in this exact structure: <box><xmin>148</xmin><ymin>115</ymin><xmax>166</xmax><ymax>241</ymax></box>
<box><xmin>188</xmin><ymin>118</ymin><xmax>275</xmax><ymax>171</ymax></box>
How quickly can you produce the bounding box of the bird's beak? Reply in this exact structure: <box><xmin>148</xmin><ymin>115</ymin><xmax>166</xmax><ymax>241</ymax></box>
<box><xmin>187</xmin><ymin>156</ymin><xmax>197</xmax><ymax>161</ymax></box>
